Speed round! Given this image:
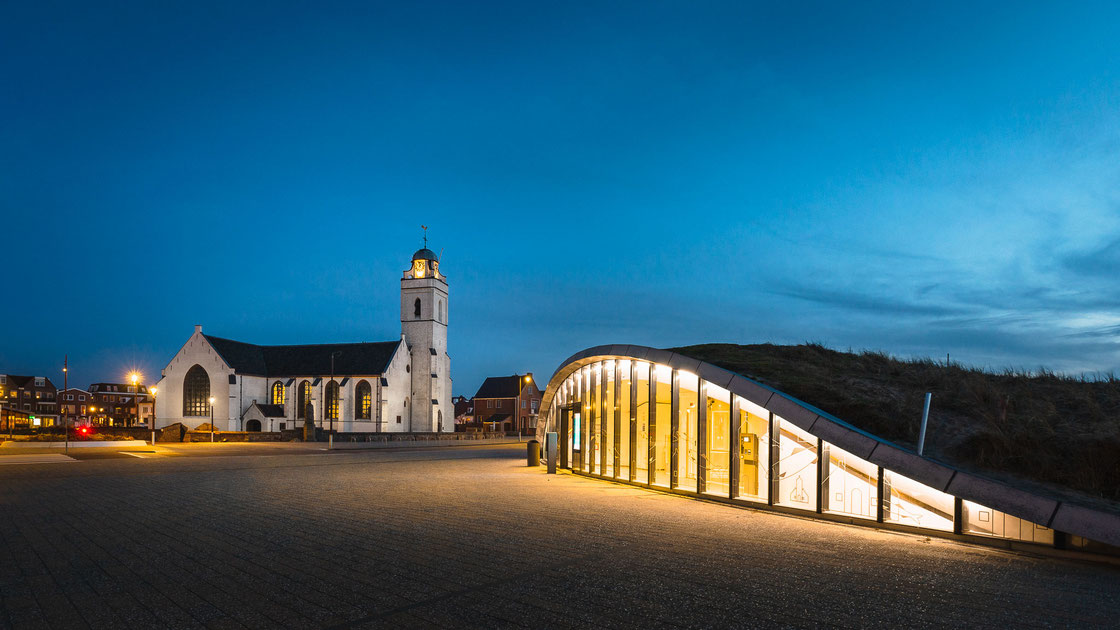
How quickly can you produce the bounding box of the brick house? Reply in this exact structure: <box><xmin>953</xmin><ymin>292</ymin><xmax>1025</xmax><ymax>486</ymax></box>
<box><xmin>472</xmin><ymin>373</ymin><xmax>542</xmax><ymax>434</ymax></box>
<box><xmin>57</xmin><ymin>387</ymin><xmax>95</xmax><ymax>426</ymax></box>
<box><xmin>453</xmin><ymin>395</ymin><xmax>473</xmax><ymax>425</ymax></box>
<box><xmin>88</xmin><ymin>382</ymin><xmax>152</xmax><ymax>427</ymax></box>
<box><xmin>0</xmin><ymin>374</ymin><xmax>59</xmax><ymax>428</ymax></box>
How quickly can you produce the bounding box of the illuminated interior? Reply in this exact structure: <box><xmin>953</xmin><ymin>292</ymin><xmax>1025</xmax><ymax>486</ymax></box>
<box><xmin>546</xmin><ymin>354</ymin><xmax>1066</xmax><ymax>550</ymax></box>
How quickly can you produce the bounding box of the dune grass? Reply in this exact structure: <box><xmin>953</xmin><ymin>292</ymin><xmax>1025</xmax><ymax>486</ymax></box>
<box><xmin>671</xmin><ymin>343</ymin><xmax>1120</xmax><ymax>503</ymax></box>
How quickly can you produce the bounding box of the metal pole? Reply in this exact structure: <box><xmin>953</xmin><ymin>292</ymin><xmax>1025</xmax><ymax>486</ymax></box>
<box><xmin>330</xmin><ymin>353</ymin><xmax>335</xmax><ymax>437</ymax></box>
<box><xmin>150</xmin><ymin>391</ymin><xmax>156</xmax><ymax>446</ymax></box>
<box><xmin>917</xmin><ymin>392</ymin><xmax>932</xmax><ymax>455</ymax></box>
<box><xmin>63</xmin><ymin>357</ymin><xmax>68</xmax><ymax>454</ymax></box>
<box><xmin>210</xmin><ymin>403</ymin><xmax>214</xmax><ymax>443</ymax></box>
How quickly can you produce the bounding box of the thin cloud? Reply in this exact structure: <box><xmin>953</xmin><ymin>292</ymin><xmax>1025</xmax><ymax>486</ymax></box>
<box><xmin>768</xmin><ymin>283</ymin><xmax>967</xmax><ymax>316</ymax></box>
<box><xmin>1063</xmin><ymin>236</ymin><xmax>1120</xmax><ymax>279</ymax></box>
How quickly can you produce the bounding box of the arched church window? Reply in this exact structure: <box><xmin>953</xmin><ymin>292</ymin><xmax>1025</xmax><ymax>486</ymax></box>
<box><xmin>326</xmin><ymin>381</ymin><xmax>339</xmax><ymax>420</ymax></box>
<box><xmin>414</xmin><ymin>297</ymin><xmax>422</xmax><ymax>319</ymax></box>
<box><xmin>356</xmin><ymin>380</ymin><xmax>372</xmax><ymax>419</ymax></box>
<box><xmin>271</xmin><ymin>381</ymin><xmax>285</xmax><ymax>405</ymax></box>
<box><xmin>182</xmin><ymin>365</ymin><xmax>210</xmax><ymax>417</ymax></box>
<box><xmin>297</xmin><ymin>381</ymin><xmax>311</xmax><ymax>418</ymax></box>
<box><xmin>437</xmin><ymin>410</ymin><xmax>443</xmax><ymax>431</ymax></box>
<box><xmin>438</xmin><ymin>299</ymin><xmax>443</xmax><ymax>323</ymax></box>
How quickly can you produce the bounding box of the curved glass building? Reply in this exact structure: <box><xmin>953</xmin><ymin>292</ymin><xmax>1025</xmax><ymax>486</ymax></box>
<box><xmin>536</xmin><ymin>345</ymin><xmax>1120</xmax><ymax>554</ymax></box>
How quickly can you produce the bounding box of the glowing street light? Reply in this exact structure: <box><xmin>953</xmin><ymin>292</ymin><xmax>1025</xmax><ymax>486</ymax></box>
<box><xmin>518</xmin><ymin>374</ymin><xmax>533</xmax><ymax>440</ymax></box>
<box><xmin>149</xmin><ymin>386</ymin><xmax>158</xmax><ymax>446</ymax></box>
<box><xmin>129</xmin><ymin>372</ymin><xmax>141</xmax><ymax>428</ymax></box>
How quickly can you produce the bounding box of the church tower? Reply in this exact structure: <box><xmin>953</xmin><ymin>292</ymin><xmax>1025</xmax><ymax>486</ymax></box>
<box><xmin>400</xmin><ymin>243</ymin><xmax>452</xmax><ymax>432</ymax></box>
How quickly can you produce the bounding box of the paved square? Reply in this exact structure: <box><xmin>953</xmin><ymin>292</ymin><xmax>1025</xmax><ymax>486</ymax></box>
<box><xmin>1</xmin><ymin>444</ymin><xmax>1116</xmax><ymax>628</ymax></box>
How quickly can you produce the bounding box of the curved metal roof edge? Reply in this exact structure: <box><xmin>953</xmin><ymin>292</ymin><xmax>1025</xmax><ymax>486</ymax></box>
<box><xmin>538</xmin><ymin>344</ymin><xmax>1120</xmax><ymax>549</ymax></box>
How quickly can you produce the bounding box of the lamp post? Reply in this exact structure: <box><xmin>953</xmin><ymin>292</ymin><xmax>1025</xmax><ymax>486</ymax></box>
<box><xmin>209</xmin><ymin>396</ymin><xmax>215</xmax><ymax>443</ymax></box>
<box><xmin>329</xmin><ymin>350</ymin><xmax>341</xmax><ymax>439</ymax></box>
<box><xmin>63</xmin><ymin>358</ymin><xmax>69</xmax><ymax>453</ymax></box>
<box><xmin>517</xmin><ymin>374</ymin><xmax>531</xmax><ymax>441</ymax></box>
<box><xmin>129</xmin><ymin>373</ymin><xmax>139</xmax><ymax>429</ymax></box>
<box><xmin>149</xmin><ymin>387</ymin><xmax>158</xmax><ymax>445</ymax></box>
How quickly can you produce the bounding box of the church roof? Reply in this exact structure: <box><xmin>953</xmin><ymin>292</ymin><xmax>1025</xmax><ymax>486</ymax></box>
<box><xmin>203</xmin><ymin>335</ymin><xmax>399</xmax><ymax>377</ymax></box>
<box><xmin>253</xmin><ymin>403</ymin><xmax>286</xmax><ymax>418</ymax></box>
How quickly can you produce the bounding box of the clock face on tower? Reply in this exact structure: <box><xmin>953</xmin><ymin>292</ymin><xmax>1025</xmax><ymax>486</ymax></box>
<box><xmin>413</xmin><ymin>259</ymin><xmax>426</xmax><ymax>278</ymax></box>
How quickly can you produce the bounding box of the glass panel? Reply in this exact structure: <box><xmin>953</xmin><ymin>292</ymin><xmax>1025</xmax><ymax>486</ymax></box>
<box><xmin>582</xmin><ymin>366</ymin><xmax>591</xmax><ymax>472</ymax></box>
<box><xmin>885</xmin><ymin>471</ymin><xmax>954</xmax><ymax>532</ymax></box>
<box><xmin>736</xmin><ymin>398</ymin><xmax>769</xmax><ymax>502</ymax></box>
<box><xmin>704</xmin><ymin>383</ymin><xmax>731</xmax><ymax>496</ymax></box>
<box><xmin>652</xmin><ymin>364</ymin><xmax>672</xmax><ymax>487</ymax></box>
<box><xmin>589</xmin><ymin>364</ymin><xmax>599</xmax><ymax>474</ymax></box>
<box><xmin>604</xmin><ymin>361</ymin><xmax>614</xmax><ymax>478</ymax></box>
<box><xmin>775</xmin><ymin>417</ymin><xmax>817</xmax><ymax>511</ymax></box>
<box><xmin>618</xmin><ymin>360</ymin><xmax>631</xmax><ymax>481</ymax></box>
<box><xmin>677</xmin><ymin>372</ymin><xmax>699</xmax><ymax>492</ymax></box>
<box><xmin>823</xmin><ymin>442</ymin><xmax>877</xmax><ymax>520</ymax></box>
<box><xmin>634</xmin><ymin>362</ymin><xmax>650</xmax><ymax>484</ymax></box>
<box><xmin>962</xmin><ymin>501</ymin><xmax>1053</xmax><ymax>544</ymax></box>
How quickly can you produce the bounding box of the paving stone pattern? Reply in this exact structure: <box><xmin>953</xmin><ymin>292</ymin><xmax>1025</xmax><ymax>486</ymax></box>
<box><xmin>1</xmin><ymin>445</ymin><xmax>1117</xmax><ymax>629</ymax></box>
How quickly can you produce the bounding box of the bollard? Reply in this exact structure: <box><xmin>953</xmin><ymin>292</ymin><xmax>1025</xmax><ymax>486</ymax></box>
<box><xmin>546</xmin><ymin>432</ymin><xmax>558</xmax><ymax>474</ymax></box>
<box><xmin>527</xmin><ymin>439</ymin><xmax>541</xmax><ymax>466</ymax></box>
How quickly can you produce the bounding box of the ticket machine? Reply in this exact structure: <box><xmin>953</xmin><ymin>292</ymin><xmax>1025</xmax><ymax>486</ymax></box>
<box><xmin>740</xmin><ymin>429</ymin><xmax>760</xmax><ymax>496</ymax></box>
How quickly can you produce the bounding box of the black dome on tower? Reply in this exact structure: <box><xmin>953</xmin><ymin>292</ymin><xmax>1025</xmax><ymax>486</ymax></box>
<box><xmin>412</xmin><ymin>248</ymin><xmax>437</xmax><ymax>262</ymax></box>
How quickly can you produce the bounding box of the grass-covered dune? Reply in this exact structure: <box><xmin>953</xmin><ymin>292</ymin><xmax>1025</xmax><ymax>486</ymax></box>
<box><xmin>671</xmin><ymin>343</ymin><xmax>1120</xmax><ymax>504</ymax></box>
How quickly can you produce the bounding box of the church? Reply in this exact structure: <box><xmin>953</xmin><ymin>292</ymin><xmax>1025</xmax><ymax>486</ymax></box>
<box><xmin>154</xmin><ymin>247</ymin><xmax>451</xmax><ymax>433</ymax></box>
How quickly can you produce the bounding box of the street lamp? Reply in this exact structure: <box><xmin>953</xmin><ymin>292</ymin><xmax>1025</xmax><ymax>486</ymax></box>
<box><xmin>209</xmin><ymin>396</ymin><xmax>215</xmax><ymax>443</ymax></box>
<box><xmin>329</xmin><ymin>350</ymin><xmax>342</xmax><ymax>439</ymax></box>
<box><xmin>129</xmin><ymin>372</ymin><xmax>140</xmax><ymax>428</ymax></box>
<box><xmin>149</xmin><ymin>387</ymin><xmax>158</xmax><ymax>445</ymax></box>
<box><xmin>517</xmin><ymin>374</ymin><xmax>532</xmax><ymax>440</ymax></box>
<box><xmin>63</xmin><ymin>359</ymin><xmax>68</xmax><ymax>451</ymax></box>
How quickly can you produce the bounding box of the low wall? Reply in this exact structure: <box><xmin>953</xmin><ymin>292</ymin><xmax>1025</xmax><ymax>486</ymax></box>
<box><xmin>185</xmin><ymin>430</ymin><xmax>285</xmax><ymax>443</ymax></box>
<box><xmin>326</xmin><ymin>431</ymin><xmax>509</xmax><ymax>444</ymax></box>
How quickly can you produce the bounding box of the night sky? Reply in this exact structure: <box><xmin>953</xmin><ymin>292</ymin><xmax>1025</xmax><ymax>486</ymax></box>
<box><xmin>3</xmin><ymin>1</ymin><xmax>1119</xmax><ymax>395</ymax></box>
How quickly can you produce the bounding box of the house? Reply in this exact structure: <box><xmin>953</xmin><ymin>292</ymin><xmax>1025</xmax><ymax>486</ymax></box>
<box><xmin>472</xmin><ymin>373</ymin><xmax>541</xmax><ymax>434</ymax></box>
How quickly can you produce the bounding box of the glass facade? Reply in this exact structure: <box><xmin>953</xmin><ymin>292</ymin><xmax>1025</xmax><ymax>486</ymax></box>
<box><xmin>604</xmin><ymin>361</ymin><xmax>615</xmax><ymax>478</ymax></box>
<box><xmin>736</xmin><ymin>398</ymin><xmax>769</xmax><ymax>503</ymax></box>
<box><xmin>776</xmin><ymin>417</ymin><xmax>817</xmax><ymax>510</ymax></box>
<box><xmin>652</xmin><ymin>365</ymin><xmax>672</xmax><ymax>487</ymax></box>
<box><xmin>823</xmin><ymin>443</ymin><xmax>877</xmax><ymax>520</ymax></box>
<box><xmin>963</xmin><ymin>501</ymin><xmax>1054</xmax><ymax>544</ymax></box>
<box><xmin>619</xmin><ymin>360</ymin><xmax>631</xmax><ymax>481</ymax></box>
<box><xmin>676</xmin><ymin>372</ymin><xmax>699</xmax><ymax>492</ymax></box>
<box><xmin>885</xmin><ymin>471</ymin><xmax>954</xmax><ymax>532</ymax></box>
<box><xmin>547</xmin><ymin>355</ymin><xmax>1063</xmax><ymax>551</ymax></box>
<box><xmin>704</xmin><ymin>383</ymin><xmax>731</xmax><ymax>496</ymax></box>
<box><xmin>589</xmin><ymin>364</ymin><xmax>599</xmax><ymax>474</ymax></box>
<box><xmin>634</xmin><ymin>362</ymin><xmax>650</xmax><ymax>484</ymax></box>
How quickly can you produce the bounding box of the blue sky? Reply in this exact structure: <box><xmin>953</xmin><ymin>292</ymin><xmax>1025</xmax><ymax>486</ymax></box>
<box><xmin>3</xmin><ymin>1</ymin><xmax>1119</xmax><ymax>394</ymax></box>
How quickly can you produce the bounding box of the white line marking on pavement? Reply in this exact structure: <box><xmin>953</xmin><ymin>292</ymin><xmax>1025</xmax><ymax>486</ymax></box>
<box><xmin>0</xmin><ymin>454</ymin><xmax>77</xmax><ymax>465</ymax></box>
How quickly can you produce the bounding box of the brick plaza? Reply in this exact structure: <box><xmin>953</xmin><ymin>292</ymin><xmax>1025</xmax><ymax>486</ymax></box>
<box><xmin>1</xmin><ymin>444</ymin><xmax>1117</xmax><ymax>628</ymax></box>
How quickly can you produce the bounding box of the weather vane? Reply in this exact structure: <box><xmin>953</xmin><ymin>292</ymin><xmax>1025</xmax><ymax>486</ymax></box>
<box><xmin>421</xmin><ymin>225</ymin><xmax>428</xmax><ymax>249</ymax></box>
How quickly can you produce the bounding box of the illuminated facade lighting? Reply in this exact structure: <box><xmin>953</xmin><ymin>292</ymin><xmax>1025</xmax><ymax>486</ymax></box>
<box><xmin>535</xmin><ymin>345</ymin><xmax>1118</xmax><ymax>555</ymax></box>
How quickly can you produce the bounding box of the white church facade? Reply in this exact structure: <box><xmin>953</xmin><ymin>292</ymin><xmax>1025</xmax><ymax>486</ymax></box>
<box><xmin>154</xmin><ymin>248</ymin><xmax>452</xmax><ymax>433</ymax></box>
